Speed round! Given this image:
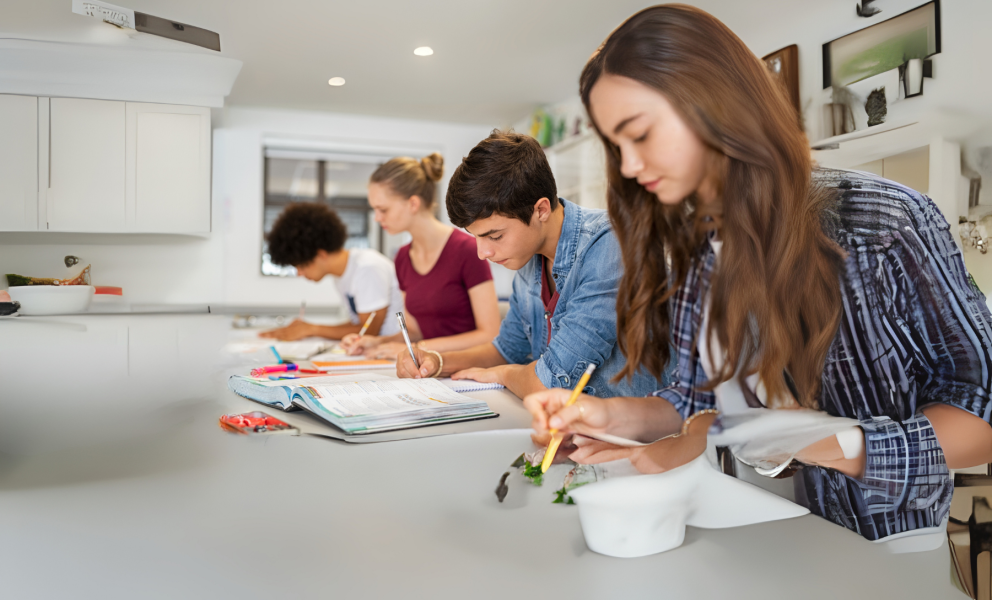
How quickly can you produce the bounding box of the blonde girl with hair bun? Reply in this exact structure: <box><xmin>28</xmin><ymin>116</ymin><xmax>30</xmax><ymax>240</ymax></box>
<box><xmin>341</xmin><ymin>152</ymin><xmax>501</xmax><ymax>359</ymax></box>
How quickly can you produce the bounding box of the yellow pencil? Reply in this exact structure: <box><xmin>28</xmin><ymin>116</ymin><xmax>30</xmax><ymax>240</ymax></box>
<box><xmin>358</xmin><ymin>311</ymin><xmax>377</xmax><ymax>337</ymax></box>
<box><xmin>540</xmin><ymin>363</ymin><xmax>596</xmax><ymax>473</ymax></box>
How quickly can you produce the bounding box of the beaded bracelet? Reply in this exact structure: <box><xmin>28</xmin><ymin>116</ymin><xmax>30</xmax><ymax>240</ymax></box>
<box><xmin>680</xmin><ymin>408</ymin><xmax>720</xmax><ymax>436</ymax></box>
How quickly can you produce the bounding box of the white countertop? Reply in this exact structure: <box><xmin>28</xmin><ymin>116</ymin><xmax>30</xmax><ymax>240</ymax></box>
<box><xmin>0</xmin><ymin>314</ymin><xmax>963</xmax><ymax>599</ymax></box>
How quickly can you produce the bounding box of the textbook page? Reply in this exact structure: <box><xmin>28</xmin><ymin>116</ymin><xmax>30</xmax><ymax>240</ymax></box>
<box><xmin>301</xmin><ymin>378</ymin><xmax>478</xmax><ymax>417</ymax></box>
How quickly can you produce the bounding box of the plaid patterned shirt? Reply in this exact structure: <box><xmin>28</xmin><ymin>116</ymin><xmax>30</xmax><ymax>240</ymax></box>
<box><xmin>651</xmin><ymin>169</ymin><xmax>992</xmax><ymax>541</ymax></box>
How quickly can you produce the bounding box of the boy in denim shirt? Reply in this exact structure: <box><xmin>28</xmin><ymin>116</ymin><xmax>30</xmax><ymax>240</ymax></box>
<box><xmin>397</xmin><ymin>130</ymin><xmax>668</xmax><ymax>399</ymax></box>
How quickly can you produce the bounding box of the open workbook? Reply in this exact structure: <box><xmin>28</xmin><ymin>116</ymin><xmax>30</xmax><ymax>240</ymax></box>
<box><xmin>228</xmin><ymin>375</ymin><xmax>497</xmax><ymax>435</ymax></box>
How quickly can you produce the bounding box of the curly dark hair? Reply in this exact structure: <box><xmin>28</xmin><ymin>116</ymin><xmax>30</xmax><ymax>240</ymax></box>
<box><xmin>267</xmin><ymin>202</ymin><xmax>347</xmax><ymax>267</ymax></box>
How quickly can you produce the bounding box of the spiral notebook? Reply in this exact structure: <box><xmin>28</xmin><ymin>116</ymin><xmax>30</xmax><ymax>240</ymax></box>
<box><xmin>438</xmin><ymin>378</ymin><xmax>505</xmax><ymax>392</ymax></box>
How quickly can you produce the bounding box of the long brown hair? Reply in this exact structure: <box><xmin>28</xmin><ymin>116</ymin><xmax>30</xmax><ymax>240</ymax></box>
<box><xmin>580</xmin><ymin>4</ymin><xmax>844</xmax><ymax>408</ymax></box>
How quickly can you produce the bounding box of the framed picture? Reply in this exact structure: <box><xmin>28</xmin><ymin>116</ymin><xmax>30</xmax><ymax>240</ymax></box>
<box><xmin>822</xmin><ymin>0</ymin><xmax>940</xmax><ymax>89</ymax></box>
<box><xmin>762</xmin><ymin>45</ymin><xmax>800</xmax><ymax>116</ymax></box>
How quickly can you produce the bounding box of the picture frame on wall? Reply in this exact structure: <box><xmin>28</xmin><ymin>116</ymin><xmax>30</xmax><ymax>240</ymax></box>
<box><xmin>822</xmin><ymin>0</ymin><xmax>940</xmax><ymax>89</ymax></box>
<box><xmin>762</xmin><ymin>44</ymin><xmax>800</xmax><ymax>119</ymax></box>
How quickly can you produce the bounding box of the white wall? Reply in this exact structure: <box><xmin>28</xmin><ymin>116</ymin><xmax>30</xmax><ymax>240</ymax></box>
<box><xmin>0</xmin><ymin>106</ymin><xmax>497</xmax><ymax>307</ymax></box>
<box><xmin>213</xmin><ymin>106</ymin><xmax>496</xmax><ymax>308</ymax></box>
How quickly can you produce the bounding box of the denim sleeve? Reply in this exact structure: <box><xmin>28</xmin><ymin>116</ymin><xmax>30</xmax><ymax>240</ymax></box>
<box><xmin>491</xmin><ymin>272</ymin><xmax>532</xmax><ymax>365</ymax></box>
<box><xmin>533</xmin><ymin>233</ymin><xmax>624</xmax><ymax>389</ymax></box>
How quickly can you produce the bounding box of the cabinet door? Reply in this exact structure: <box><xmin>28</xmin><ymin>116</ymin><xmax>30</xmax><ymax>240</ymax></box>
<box><xmin>48</xmin><ymin>98</ymin><xmax>126</xmax><ymax>232</ymax></box>
<box><xmin>126</xmin><ymin>103</ymin><xmax>211</xmax><ymax>233</ymax></box>
<box><xmin>0</xmin><ymin>94</ymin><xmax>38</xmax><ymax>231</ymax></box>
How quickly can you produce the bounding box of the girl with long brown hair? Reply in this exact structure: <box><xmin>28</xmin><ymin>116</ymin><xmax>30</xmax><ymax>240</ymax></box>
<box><xmin>525</xmin><ymin>4</ymin><xmax>992</xmax><ymax>542</ymax></box>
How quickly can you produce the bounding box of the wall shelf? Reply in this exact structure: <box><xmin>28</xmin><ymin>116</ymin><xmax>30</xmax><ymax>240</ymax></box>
<box><xmin>812</xmin><ymin>111</ymin><xmax>983</xmax><ymax>170</ymax></box>
<box><xmin>810</xmin><ymin>118</ymin><xmax>920</xmax><ymax>150</ymax></box>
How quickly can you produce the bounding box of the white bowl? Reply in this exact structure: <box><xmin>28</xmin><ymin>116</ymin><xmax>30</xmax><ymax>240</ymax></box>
<box><xmin>7</xmin><ymin>285</ymin><xmax>95</xmax><ymax>315</ymax></box>
<box><xmin>569</xmin><ymin>455</ymin><xmax>808</xmax><ymax>558</ymax></box>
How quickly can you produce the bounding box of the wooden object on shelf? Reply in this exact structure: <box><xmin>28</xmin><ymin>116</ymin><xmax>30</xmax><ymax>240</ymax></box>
<box><xmin>762</xmin><ymin>45</ymin><xmax>800</xmax><ymax>123</ymax></box>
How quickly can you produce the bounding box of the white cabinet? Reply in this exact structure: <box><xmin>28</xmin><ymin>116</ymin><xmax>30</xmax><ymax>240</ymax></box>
<box><xmin>545</xmin><ymin>133</ymin><xmax>608</xmax><ymax>210</ymax></box>
<box><xmin>0</xmin><ymin>94</ymin><xmax>38</xmax><ymax>231</ymax></box>
<box><xmin>48</xmin><ymin>98</ymin><xmax>127</xmax><ymax>232</ymax></box>
<box><xmin>126</xmin><ymin>103</ymin><xmax>211</xmax><ymax>233</ymax></box>
<box><xmin>0</xmin><ymin>96</ymin><xmax>212</xmax><ymax>233</ymax></box>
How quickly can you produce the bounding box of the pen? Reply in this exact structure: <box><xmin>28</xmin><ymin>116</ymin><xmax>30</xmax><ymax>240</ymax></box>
<box><xmin>540</xmin><ymin>363</ymin><xmax>596</xmax><ymax>473</ymax></box>
<box><xmin>251</xmin><ymin>364</ymin><xmax>320</xmax><ymax>378</ymax></box>
<box><xmin>299</xmin><ymin>300</ymin><xmax>306</xmax><ymax>320</ymax></box>
<box><xmin>396</xmin><ymin>312</ymin><xmax>419</xmax><ymax>369</ymax></box>
<box><xmin>358</xmin><ymin>311</ymin><xmax>377</xmax><ymax>337</ymax></box>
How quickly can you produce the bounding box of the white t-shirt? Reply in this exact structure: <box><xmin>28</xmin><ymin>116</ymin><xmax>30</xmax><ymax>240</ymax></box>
<box><xmin>334</xmin><ymin>248</ymin><xmax>403</xmax><ymax>336</ymax></box>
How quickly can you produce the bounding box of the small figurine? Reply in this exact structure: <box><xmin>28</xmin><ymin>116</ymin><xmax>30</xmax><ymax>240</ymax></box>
<box><xmin>856</xmin><ymin>0</ymin><xmax>881</xmax><ymax>17</ymax></box>
<box><xmin>865</xmin><ymin>87</ymin><xmax>886</xmax><ymax>126</ymax></box>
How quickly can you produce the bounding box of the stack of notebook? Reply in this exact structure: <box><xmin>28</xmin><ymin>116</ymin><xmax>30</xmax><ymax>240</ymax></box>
<box><xmin>228</xmin><ymin>374</ymin><xmax>497</xmax><ymax>435</ymax></box>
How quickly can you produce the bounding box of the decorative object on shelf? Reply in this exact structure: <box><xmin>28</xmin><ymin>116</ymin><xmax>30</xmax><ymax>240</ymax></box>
<box><xmin>823</xmin><ymin>1</ymin><xmax>940</xmax><ymax>89</ymax></box>
<box><xmin>823</xmin><ymin>85</ymin><xmax>857</xmax><ymax>137</ymax></box>
<box><xmin>856</xmin><ymin>0</ymin><xmax>881</xmax><ymax>17</ymax></box>
<box><xmin>823</xmin><ymin>102</ymin><xmax>855</xmax><ymax>137</ymax></box>
<box><xmin>865</xmin><ymin>87</ymin><xmax>887</xmax><ymax>126</ymax></box>
<box><xmin>762</xmin><ymin>45</ymin><xmax>800</xmax><ymax>121</ymax></box>
<box><xmin>900</xmin><ymin>58</ymin><xmax>932</xmax><ymax>98</ymax></box>
<box><xmin>960</xmin><ymin>217</ymin><xmax>989</xmax><ymax>254</ymax></box>
<box><xmin>531</xmin><ymin>110</ymin><xmax>554</xmax><ymax>148</ymax></box>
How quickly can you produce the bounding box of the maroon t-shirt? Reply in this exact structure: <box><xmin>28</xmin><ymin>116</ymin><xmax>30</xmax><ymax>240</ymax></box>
<box><xmin>395</xmin><ymin>229</ymin><xmax>493</xmax><ymax>340</ymax></box>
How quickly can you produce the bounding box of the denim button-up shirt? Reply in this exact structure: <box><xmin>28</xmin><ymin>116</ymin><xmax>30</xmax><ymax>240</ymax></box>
<box><xmin>492</xmin><ymin>199</ymin><xmax>669</xmax><ymax>397</ymax></box>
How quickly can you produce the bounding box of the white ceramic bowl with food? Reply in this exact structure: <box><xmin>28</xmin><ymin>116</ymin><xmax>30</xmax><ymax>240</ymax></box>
<box><xmin>7</xmin><ymin>285</ymin><xmax>95</xmax><ymax>315</ymax></box>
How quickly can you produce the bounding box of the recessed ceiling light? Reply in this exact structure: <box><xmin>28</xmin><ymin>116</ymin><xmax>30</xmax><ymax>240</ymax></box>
<box><xmin>413</xmin><ymin>46</ymin><xmax>433</xmax><ymax>57</ymax></box>
<box><xmin>327</xmin><ymin>77</ymin><xmax>346</xmax><ymax>86</ymax></box>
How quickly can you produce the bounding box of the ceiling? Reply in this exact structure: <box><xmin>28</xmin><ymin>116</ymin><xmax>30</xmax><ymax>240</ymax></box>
<box><xmin>2</xmin><ymin>0</ymin><xmax>975</xmax><ymax>126</ymax></box>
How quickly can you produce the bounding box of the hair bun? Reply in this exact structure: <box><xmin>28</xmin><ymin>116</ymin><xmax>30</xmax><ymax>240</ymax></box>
<box><xmin>420</xmin><ymin>152</ymin><xmax>444</xmax><ymax>182</ymax></box>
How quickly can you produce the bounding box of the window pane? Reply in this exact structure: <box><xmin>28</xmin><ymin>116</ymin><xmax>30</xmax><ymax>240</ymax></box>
<box><xmin>262</xmin><ymin>155</ymin><xmax>386</xmax><ymax>277</ymax></box>
<box><xmin>266</xmin><ymin>158</ymin><xmax>319</xmax><ymax>199</ymax></box>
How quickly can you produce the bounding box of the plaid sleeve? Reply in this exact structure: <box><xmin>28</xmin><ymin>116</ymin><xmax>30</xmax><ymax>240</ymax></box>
<box><xmin>799</xmin><ymin>412</ymin><xmax>952</xmax><ymax>541</ymax></box>
<box><xmin>860</xmin><ymin>413</ymin><xmax>950</xmax><ymax>515</ymax></box>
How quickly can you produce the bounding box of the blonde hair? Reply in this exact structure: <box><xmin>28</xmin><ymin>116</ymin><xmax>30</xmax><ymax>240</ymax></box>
<box><xmin>370</xmin><ymin>152</ymin><xmax>444</xmax><ymax>209</ymax></box>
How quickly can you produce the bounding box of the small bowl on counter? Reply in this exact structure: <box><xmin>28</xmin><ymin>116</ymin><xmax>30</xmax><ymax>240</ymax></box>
<box><xmin>7</xmin><ymin>285</ymin><xmax>95</xmax><ymax>315</ymax></box>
